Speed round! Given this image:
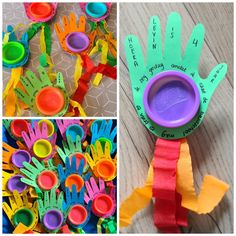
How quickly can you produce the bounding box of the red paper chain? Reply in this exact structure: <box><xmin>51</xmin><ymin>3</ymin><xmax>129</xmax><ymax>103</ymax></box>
<box><xmin>153</xmin><ymin>138</ymin><xmax>188</xmax><ymax>233</ymax></box>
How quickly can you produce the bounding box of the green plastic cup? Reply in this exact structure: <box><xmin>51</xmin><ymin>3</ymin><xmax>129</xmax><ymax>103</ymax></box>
<box><xmin>13</xmin><ymin>208</ymin><xmax>34</xmax><ymax>227</ymax></box>
<box><xmin>97</xmin><ymin>137</ymin><xmax>113</xmax><ymax>152</ymax></box>
<box><xmin>3</xmin><ymin>41</ymin><xmax>25</xmax><ymax>65</ymax></box>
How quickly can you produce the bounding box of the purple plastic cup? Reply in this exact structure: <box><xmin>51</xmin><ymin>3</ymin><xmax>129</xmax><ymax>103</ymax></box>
<box><xmin>66</xmin><ymin>32</ymin><xmax>90</xmax><ymax>53</ymax></box>
<box><xmin>11</xmin><ymin>150</ymin><xmax>31</xmax><ymax>168</ymax></box>
<box><xmin>43</xmin><ymin>209</ymin><xmax>64</xmax><ymax>231</ymax></box>
<box><xmin>7</xmin><ymin>174</ymin><xmax>27</xmax><ymax>193</ymax></box>
<box><xmin>143</xmin><ymin>71</ymin><xmax>200</xmax><ymax>128</ymax></box>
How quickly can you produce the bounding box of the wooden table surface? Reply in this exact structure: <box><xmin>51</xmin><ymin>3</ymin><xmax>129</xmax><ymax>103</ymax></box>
<box><xmin>119</xmin><ymin>3</ymin><xmax>233</xmax><ymax>233</ymax></box>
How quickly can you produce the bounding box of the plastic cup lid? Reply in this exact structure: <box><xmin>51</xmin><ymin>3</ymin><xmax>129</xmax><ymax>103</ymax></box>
<box><xmin>37</xmin><ymin>170</ymin><xmax>57</xmax><ymax>190</ymax></box>
<box><xmin>96</xmin><ymin>159</ymin><xmax>116</xmax><ymax>179</ymax></box>
<box><xmin>66</xmin><ymin>124</ymin><xmax>84</xmax><ymax>143</ymax></box>
<box><xmin>68</xmin><ymin>204</ymin><xmax>87</xmax><ymax>226</ymax></box>
<box><xmin>143</xmin><ymin>71</ymin><xmax>200</xmax><ymax>128</ymax></box>
<box><xmin>10</xmin><ymin>119</ymin><xmax>29</xmax><ymax>138</ymax></box>
<box><xmin>38</xmin><ymin>119</ymin><xmax>55</xmax><ymax>138</ymax></box>
<box><xmin>69</xmin><ymin>153</ymin><xmax>87</xmax><ymax>170</ymax></box>
<box><xmin>3</xmin><ymin>42</ymin><xmax>25</xmax><ymax>65</ymax></box>
<box><xmin>66</xmin><ymin>32</ymin><xmax>90</xmax><ymax>53</ymax></box>
<box><xmin>28</xmin><ymin>3</ymin><xmax>53</xmax><ymax>19</ymax></box>
<box><xmin>97</xmin><ymin>137</ymin><xmax>113</xmax><ymax>152</ymax></box>
<box><xmin>36</xmin><ymin>86</ymin><xmax>65</xmax><ymax>116</ymax></box>
<box><xmin>13</xmin><ymin>208</ymin><xmax>34</xmax><ymax>227</ymax></box>
<box><xmin>43</xmin><ymin>209</ymin><xmax>63</xmax><ymax>231</ymax></box>
<box><xmin>92</xmin><ymin>193</ymin><xmax>114</xmax><ymax>216</ymax></box>
<box><xmin>85</xmin><ymin>2</ymin><xmax>107</xmax><ymax>18</ymax></box>
<box><xmin>33</xmin><ymin>139</ymin><xmax>52</xmax><ymax>159</ymax></box>
<box><xmin>65</xmin><ymin>174</ymin><xmax>84</xmax><ymax>192</ymax></box>
<box><xmin>7</xmin><ymin>174</ymin><xmax>27</xmax><ymax>193</ymax></box>
<box><xmin>11</xmin><ymin>150</ymin><xmax>31</xmax><ymax>168</ymax></box>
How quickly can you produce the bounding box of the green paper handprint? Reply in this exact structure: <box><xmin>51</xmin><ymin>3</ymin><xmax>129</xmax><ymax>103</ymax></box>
<box><xmin>125</xmin><ymin>12</ymin><xmax>227</xmax><ymax>139</ymax></box>
<box><xmin>14</xmin><ymin>66</ymin><xmax>69</xmax><ymax>117</ymax></box>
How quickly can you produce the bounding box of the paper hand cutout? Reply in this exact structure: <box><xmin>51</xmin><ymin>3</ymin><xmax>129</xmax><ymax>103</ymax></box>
<box><xmin>2</xmin><ymin>25</ymin><xmax>29</xmax><ymax>68</ymax></box>
<box><xmin>21</xmin><ymin>121</ymin><xmax>57</xmax><ymax>160</ymax></box>
<box><xmin>15</xmin><ymin>66</ymin><xmax>69</xmax><ymax>116</ymax></box>
<box><xmin>91</xmin><ymin>119</ymin><xmax>117</xmax><ymax>154</ymax></box>
<box><xmin>84</xmin><ymin>177</ymin><xmax>116</xmax><ymax>218</ymax></box>
<box><xmin>125</xmin><ymin>12</ymin><xmax>227</xmax><ymax>139</ymax></box>
<box><xmin>37</xmin><ymin>189</ymin><xmax>65</xmax><ymax>232</ymax></box>
<box><xmin>63</xmin><ymin>185</ymin><xmax>92</xmax><ymax>228</ymax></box>
<box><xmin>57</xmin><ymin>135</ymin><xmax>89</xmax><ymax>173</ymax></box>
<box><xmin>85</xmin><ymin>140</ymin><xmax>117</xmax><ymax>181</ymax></box>
<box><xmin>3</xmin><ymin>190</ymin><xmax>38</xmax><ymax>231</ymax></box>
<box><xmin>56</xmin><ymin>119</ymin><xmax>89</xmax><ymax>141</ymax></box>
<box><xmin>20</xmin><ymin>157</ymin><xmax>59</xmax><ymax>196</ymax></box>
<box><xmin>54</xmin><ymin>12</ymin><xmax>94</xmax><ymax>55</ymax></box>
<box><xmin>58</xmin><ymin>157</ymin><xmax>91</xmax><ymax>192</ymax></box>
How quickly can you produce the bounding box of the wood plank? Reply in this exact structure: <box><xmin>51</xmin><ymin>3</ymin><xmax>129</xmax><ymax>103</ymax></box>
<box><xmin>119</xmin><ymin>2</ymin><xmax>233</xmax><ymax>233</ymax></box>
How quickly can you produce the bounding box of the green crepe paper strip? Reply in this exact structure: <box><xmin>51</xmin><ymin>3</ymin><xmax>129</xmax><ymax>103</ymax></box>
<box><xmin>14</xmin><ymin>66</ymin><xmax>69</xmax><ymax>117</ymax></box>
<box><xmin>27</xmin><ymin>23</ymin><xmax>43</xmax><ymax>40</ymax></box>
<box><xmin>37</xmin><ymin>189</ymin><xmax>65</xmax><ymax>233</ymax></box>
<box><xmin>97</xmin><ymin>217</ymin><xmax>117</xmax><ymax>233</ymax></box>
<box><xmin>44</xmin><ymin>23</ymin><xmax>52</xmax><ymax>56</ymax></box>
<box><xmin>27</xmin><ymin>23</ymin><xmax>52</xmax><ymax>68</ymax></box>
<box><xmin>125</xmin><ymin>12</ymin><xmax>227</xmax><ymax>139</ymax></box>
<box><xmin>56</xmin><ymin>135</ymin><xmax>90</xmax><ymax>173</ymax></box>
<box><xmin>20</xmin><ymin>157</ymin><xmax>59</xmax><ymax>196</ymax></box>
<box><xmin>39</xmin><ymin>53</ymin><xmax>48</xmax><ymax>67</ymax></box>
<box><xmin>68</xmin><ymin>226</ymin><xmax>85</xmax><ymax>234</ymax></box>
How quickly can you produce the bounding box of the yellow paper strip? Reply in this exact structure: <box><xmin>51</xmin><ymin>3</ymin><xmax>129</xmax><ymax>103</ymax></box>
<box><xmin>176</xmin><ymin>139</ymin><xmax>229</xmax><ymax>214</ymax></box>
<box><xmin>3</xmin><ymin>67</ymin><xmax>23</xmax><ymax>116</ymax></box>
<box><xmin>119</xmin><ymin>162</ymin><xmax>153</xmax><ymax>227</ymax></box>
<box><xmin>74</xmin><ymin>55</ymin><xmax>83</xmax><ymax>88</ymax></box>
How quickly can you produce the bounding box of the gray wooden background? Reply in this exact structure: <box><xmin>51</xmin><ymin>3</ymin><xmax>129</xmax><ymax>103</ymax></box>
<box><xmin>3</xmin><ymin>3</ymin><xmax>117</xmax><ymax>117</ymax></box>
<box><xmin>119</xmin><ymin>3</ymin><xmax>233</xmax><ymax>233</ymax></box>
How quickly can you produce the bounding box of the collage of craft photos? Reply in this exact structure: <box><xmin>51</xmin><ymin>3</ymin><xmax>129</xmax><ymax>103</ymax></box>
<box><xmin>2</xmin><ymin>1</ymin><xmax>233</xmax><ymax>235</ymax></box>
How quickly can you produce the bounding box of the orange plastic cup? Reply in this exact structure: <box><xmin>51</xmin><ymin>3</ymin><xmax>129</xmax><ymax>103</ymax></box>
<box><xmin>68</xmin><ymin>205</ymin><xmax>87</xmax><ymax>226</ymax></box>
<box><xmin>10</xmin><ymin>119</ymin><xmax>28</xmax><ymax>138</ymax></box>
<box><xmin>65</xmin><ymin>174</ymin><xmax>84</xmax><ymax>192</ymax></box>
<box><xmin>92</xmin><ymin>193</ymin><xmax>114</xmax><ymax>216</ymax></box>
<box><xmin>36</xmin><ymin>87</ymin><xmax>65</xmax><ymax>116</ymax></box>
<box><xmin>37</xmin><ymin>170</ymin><xmax>57</xmax><ymax>190</ymax></box>
<box><xmin>96</xmin><ymin>159</ymin><xmax>116</xmax><ymax>179</ymax></box>
<box><xmin>29</xmin><ymin>3</ymin><xmax>52</xmax><ymax>19</ymax></box>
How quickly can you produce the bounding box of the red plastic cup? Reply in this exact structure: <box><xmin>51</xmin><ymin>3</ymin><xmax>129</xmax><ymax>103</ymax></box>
<box><xmin>92</xmin><ymin>193</ymin><xmax>114</xmax><ymax>217</ymax></box>
<box><xmin>37</xmin><ymin>170</ymin><xmax>57</xmax><ymax>190</ymax></box>
<box><xmin>10</xmin><ymin>119</ymin><xmax>28</xmax><ymax>138</ymax></box>
<box><xmin>69</xmin><ymin>153</ymin><xmax>87</xmax><ymax>170</ymax></box>
<box><xmin>67</xmin><ymin>204</ymin><xmax>87</xmax><ymax>226</ymax></box>
<box><xmin>28</xmin><ymin>3</ymin><xmax>53</xmax><ymax>19</ymax></box>
<box><xmin>36</xmin><ymin>87</ymin><xmax>65</xmax><ymax>116</ymax></box>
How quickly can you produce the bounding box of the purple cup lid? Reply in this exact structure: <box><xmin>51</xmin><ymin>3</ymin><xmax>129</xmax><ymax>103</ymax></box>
<box><xmin>43</xmin><ymin>209</ymin><xmax>63</xmax><ymax>231</ymax></box>
<box><xmin>143</xmin><ymin>70</ymin><xmax>200</xmax><ymax>128</ymax></box>
<box><xmin>66</xmin><ymin>32</ymin><xmax>90</xmax><ymax>53</ymax></box>
<box><xmin>11</xmin><ymin>150</ymin><xmax>31</xmax><ymax>168</ymax></box>
<box><xmin>7</xmin><ymin>174</ymin><xmax>27</xmax><ymax>193</ymax></box>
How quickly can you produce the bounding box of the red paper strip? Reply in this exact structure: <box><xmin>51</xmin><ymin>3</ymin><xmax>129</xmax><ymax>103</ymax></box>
<box><xmin>70</xmin><ymin>54</ymin><xmax>117</xmax><ymax>116</ymax></box>
<box><xmin>153</xmin><ymin>138</ymin><xmax>188</xmax><ymax>233</ymax></box>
